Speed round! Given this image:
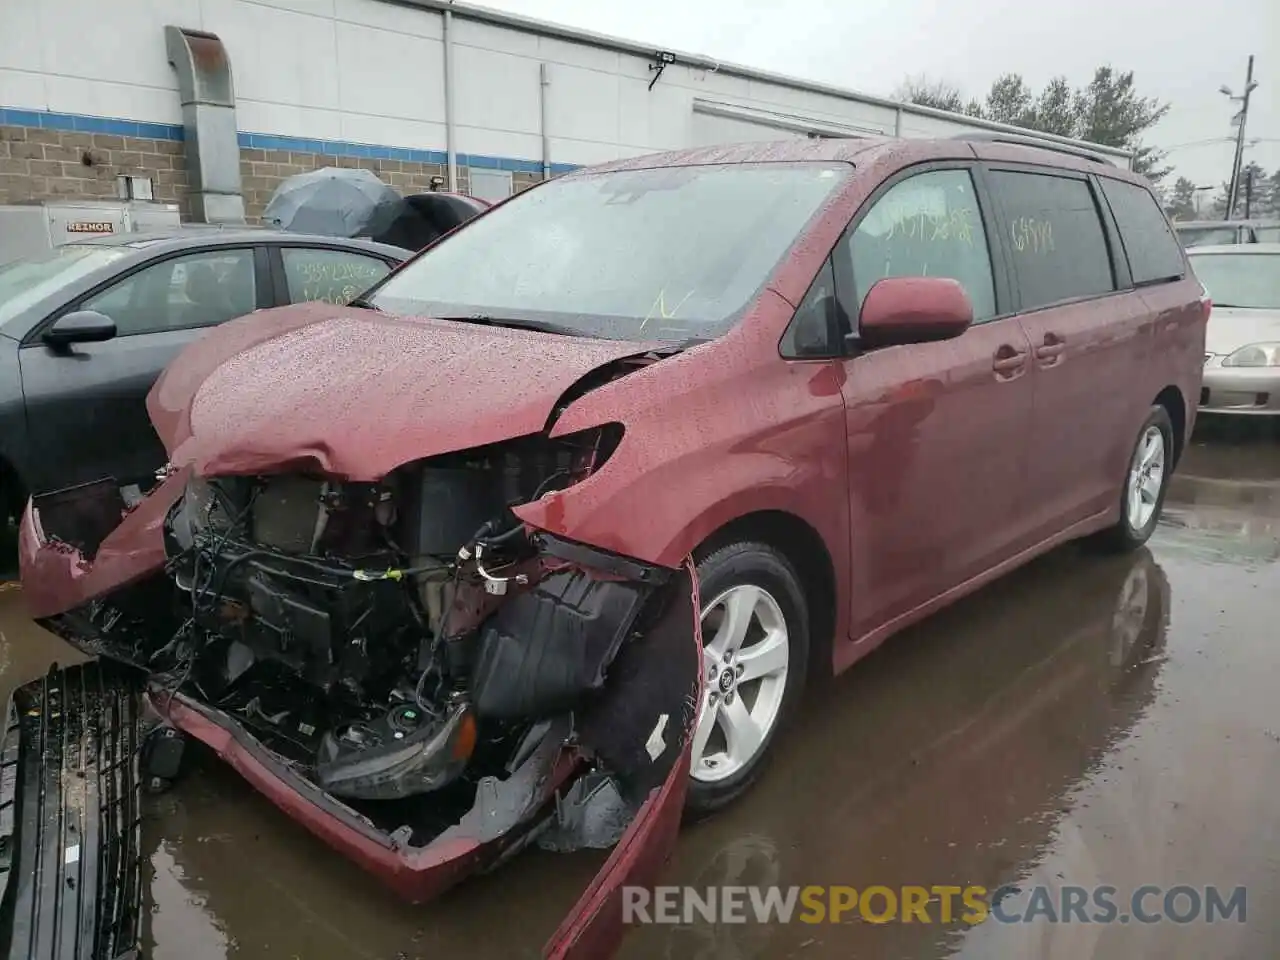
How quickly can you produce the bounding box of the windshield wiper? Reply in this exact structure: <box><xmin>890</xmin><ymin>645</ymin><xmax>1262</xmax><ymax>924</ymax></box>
<box><xmin>346</xmin><ymin>296</ymin><xmax>382</xmax><ymax>312</ymax></box>
<box><xmin>434</xmin><ymin>314</ymin><xmax>578</xmax><ymax>337</ymax></box>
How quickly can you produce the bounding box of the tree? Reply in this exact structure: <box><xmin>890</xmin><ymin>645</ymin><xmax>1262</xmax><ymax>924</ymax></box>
<box><xmin>1071</xmin><ymin>67</ymin><xmax>1170</xmax><ymax>181</ymax></box>
<box><xmin>1165</xmin><ymin>177</ymin><xmax>1198</xmax><ymax>221</ymax></box>
<box><xmin>894</xmin><ymin>66</ymin><xmax>1171</xmax><ymax>185</ymax></box>
<box><xmin>983</xmin><ymin>74</ymin><xmax>1035</xmax><ymax>127</ymax></box>
<box><xmin>1028</xmin><ymin>77</ymin><xmax>1076</xmax><ymax>139</ymax></box>
<box><xmin>1207</xmin><ymin>182</ymin><xmax>1232</xmax><ymax>218</ymax></box>
<box><xmin>1236</xmin><ymin>162</ymin><xmax>1272</xmax><ymax>218</ymax></box>
<box><xmin>894</xmin><ymin>75</ymin><xmax>983</xmax><ymax>117</ymax></box>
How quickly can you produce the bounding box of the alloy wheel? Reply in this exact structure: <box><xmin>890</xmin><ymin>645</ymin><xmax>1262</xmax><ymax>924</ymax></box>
<box><xmin>691</xmin><ymin>584</ymin><xmax>790</xmax><ymax>783</ymax></box>
<box><xmin>1126</xmin><ymin>425</ymin><xmax>1166</xmax><ymax>531</ymax></box>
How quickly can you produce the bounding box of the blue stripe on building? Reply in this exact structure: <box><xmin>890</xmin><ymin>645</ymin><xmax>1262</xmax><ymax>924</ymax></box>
<box><xmin>0</xmin><ymin>107</ymin><xmax>580</xmax><ymax>176</ymax></box>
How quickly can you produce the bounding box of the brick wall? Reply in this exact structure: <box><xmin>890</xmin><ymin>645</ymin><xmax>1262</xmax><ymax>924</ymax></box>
<box><xmin>1</xmin><ymin>122</ymin><xmax>550</xmax><ymax>223</ymax></box>
<box><xmin>0</xmin><ymin>125</ymin><xmax>189</xmax><ymax>215</ymax></box>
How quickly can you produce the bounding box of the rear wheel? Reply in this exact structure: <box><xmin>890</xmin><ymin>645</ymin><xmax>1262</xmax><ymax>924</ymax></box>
<box><xmin>685</xmin><ymin>541</ymin><xmax>809</xmax><ymax>818</ymax></box>
<box><xmin>1091</xmin><ymin>406</ymin><xmax>1174</xmax><ymax>553</ymax></box>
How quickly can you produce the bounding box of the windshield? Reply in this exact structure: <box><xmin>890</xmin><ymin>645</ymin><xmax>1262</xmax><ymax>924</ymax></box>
<box><xmin>0</xmin><ymin>244</ymin><xmax>129</xmax><ymax>327</ymax></box>
<box><xmin>370</xmin><ymin>162</ymin><xmax>850</xmax><ymax>341</ymax></box>
<box><xmin>1176</xmin><ymin>226</ymin><xmax>1239</xmax><ymax>248</ymax></box>
<box><xmin>1190</xmin><ymin>252</ymin><xmax>1280</xmax><ymax>309</ymax></box>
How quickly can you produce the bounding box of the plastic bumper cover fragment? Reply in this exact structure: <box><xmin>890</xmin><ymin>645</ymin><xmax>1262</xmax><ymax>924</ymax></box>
<box><xmin>0</xmin><ymin>661</ymin><xmax>145</xmax><ymax>960</ymax></box>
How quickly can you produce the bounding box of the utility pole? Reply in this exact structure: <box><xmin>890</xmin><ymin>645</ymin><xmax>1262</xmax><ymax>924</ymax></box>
<box><xmin>1244</xmin><ymin>166</ymin><xmax>1254</xmax><ymax>219</ymax></box>
<box><xmin>1222</xmin><ymin>55</ymin><xmax>1257</xmax><ymax>220</ymax></box>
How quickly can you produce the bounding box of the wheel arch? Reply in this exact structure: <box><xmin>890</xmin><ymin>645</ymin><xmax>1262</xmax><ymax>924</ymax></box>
<box><xmin>694</xmin><ymin>509</ymin><xmax>838</xmax><ymax>683</ymax></box>
<box><xmin>1153</xmin><ymin>385</ymin><xmax>1186</xmax><ymax>467</ymax></box>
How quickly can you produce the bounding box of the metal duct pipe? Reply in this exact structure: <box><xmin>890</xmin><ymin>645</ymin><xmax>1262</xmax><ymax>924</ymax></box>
<box><xmin>444</xmin><ymin>9</ymin><xmax>458</xmax><ymax>192</ymax></box>
<box><xmin>539</xmin><ymin>62</ymin><xmax>551</xmax><ymax>180</ymax></box>
<box><xmin>165</xmin><ymin>26</ymin><xmax>245</xmax><ymax>223</ymax></box>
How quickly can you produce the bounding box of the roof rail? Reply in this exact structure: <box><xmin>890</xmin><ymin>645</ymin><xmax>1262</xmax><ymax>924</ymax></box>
<box><xmin>949</xmin><ymin>131</ymin><xmax>1118</xmax><ymax>167</ymax></box>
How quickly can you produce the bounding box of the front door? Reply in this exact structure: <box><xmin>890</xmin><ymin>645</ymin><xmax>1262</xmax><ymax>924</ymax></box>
<box><xmin>981</xmin><ymin>167</ymin><xmax>1136</xmax><ymax>539</ymax></box>
<box><xmin>833</xmin><ymin>165</ymin><xmax>1036</xmax><ymax>639</ymax></box>
<box><xmin>20</xmin><ymin>246</ymin><xmax>265</xmax><ymax>493</ymax></box>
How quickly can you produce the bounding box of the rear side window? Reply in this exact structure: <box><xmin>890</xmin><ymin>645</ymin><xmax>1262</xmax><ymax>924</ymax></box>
<box><xmin>989</xmin><ymin>171</ymin><xmax>1115</xmax><ymax>310</ymax></box>
<box><xmin>281</xmin><ymin>248</ymin><xmax>392</xmax><ymax>306</ymax></box>
<box><xmin>1099</xmin><ymin>179</ymin><xmax>1184</xmax><ymax>285</ymax></box>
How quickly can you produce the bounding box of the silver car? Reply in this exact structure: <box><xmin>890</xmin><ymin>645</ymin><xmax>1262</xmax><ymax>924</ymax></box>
<box><xmin>1175</xmin><ymin>220</ymin><xmax>1280</xmax><ymax>248</ymax></box>
<box><xmin>1191</xmin><ymin>243</ymin><xmax>1280</xmax><ymax>415</ymax></box>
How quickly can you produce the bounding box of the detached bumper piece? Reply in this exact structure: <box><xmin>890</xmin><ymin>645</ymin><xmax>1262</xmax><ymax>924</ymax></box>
<box><xmin>0</xmin><ymin>663</ymin><xmax>144</xmax><ymax>960</ymax></box>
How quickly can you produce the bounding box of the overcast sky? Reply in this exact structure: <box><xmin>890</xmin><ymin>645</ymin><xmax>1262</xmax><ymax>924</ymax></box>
<box><xmin>481</xmin><ymin>0</ymin><xmax>1277</xmax><ymax>195</ymax></box>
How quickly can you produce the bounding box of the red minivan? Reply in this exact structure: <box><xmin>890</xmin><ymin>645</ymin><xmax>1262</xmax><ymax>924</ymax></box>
<box><xmin>16</xmin><ymin>135</ymin><xmax>1206</xmax><ymax>957</ymax></box>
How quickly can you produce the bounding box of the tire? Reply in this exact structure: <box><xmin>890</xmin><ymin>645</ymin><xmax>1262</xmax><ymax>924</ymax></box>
<box><xmin>0</xmin><ymin>476</ymin><xmax>17</xmax><ymax>579</ymax></box>
<box><xmin>685</xmin><ymin>541</ymin><xmax>809</xmax><ymax>818</ymax></box>
<box><xmin>1091</xmin><ymin>406</ymin><xmax>1174</xmax><ymax>553</ymax></box>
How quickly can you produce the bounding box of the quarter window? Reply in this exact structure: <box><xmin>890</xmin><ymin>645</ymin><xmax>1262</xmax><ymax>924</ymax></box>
<box><xmin>80</xmin><ymin>248</ymin><xmax>257</xmax><ymax>336</ymax></box>
<box><xmin>989</xmin><ymin>171</ymin><xmax>1115</xmax><ymax>309</ymax></box>
<box><xmin>1099</xmin><ymin>178</ymin><xmax>1184</xmax><ymax>285</ymax></box>
<box><xmin>281</xmin><ymin>248</ymin><xmax>392</xmax><ymax>306</ymax></box>
<box><xmin>847</xmin><ymin>169</ymin><xmax>997</xmax><ymax>323</ymax></box>
<box><xmin>780</xmin><ymin>259</ymin><xmax>842</xmax><ymax>358</ymax></box>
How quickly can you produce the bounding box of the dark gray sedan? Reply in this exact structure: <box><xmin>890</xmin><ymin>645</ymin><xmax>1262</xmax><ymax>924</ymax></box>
<box><xmin>0</xmin><ymin>229</ymin><xmax>407</xmax><ymax>554</ymax></box>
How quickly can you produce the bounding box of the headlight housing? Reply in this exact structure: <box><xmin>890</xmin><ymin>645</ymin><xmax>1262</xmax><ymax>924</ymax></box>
<box><xmin>1221</xmin><ymin>342</ymin><xmax>1280</xmax><ymax>368</ymax></box>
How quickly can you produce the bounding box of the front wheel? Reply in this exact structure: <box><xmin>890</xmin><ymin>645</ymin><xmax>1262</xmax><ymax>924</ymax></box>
<box><xmin>685</xmin><ymin>541</ymin><xmax>809</xmax><ymax>818</ymax></box>
<box><xmin>1091</xmin><ymin>406</ymin><xmax>1174</xmax><ymax>553</ymax></box>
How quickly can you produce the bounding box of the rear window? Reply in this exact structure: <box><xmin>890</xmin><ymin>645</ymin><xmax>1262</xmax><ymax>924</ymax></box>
<box><xmin>989</xmin><ymin>171</ymin><xmax>1115</xmax><ymax>310</ymax></box>
<box><xmin>0</xmin><ymin>244</ymin><xmax>129</xmax><ymax>326</ymax></box>
<box><xmin>1099</xmin><ymin>178</ymin><xmax>1185</xmax><ymax>285</ymax></box>
<box><xmin>1188</xmin><ymin>252</ymin><xmax>1280</xmax><ymax>310</ymax></box>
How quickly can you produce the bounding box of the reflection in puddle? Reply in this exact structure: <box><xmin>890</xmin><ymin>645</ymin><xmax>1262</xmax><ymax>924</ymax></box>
<box><xmin>623</xmin><ymin>547</ymin><xmax>1174</xmax><ymax>959</ymax></box>
<box><xmin>148</xmin><ymin>842</ymin><xmax>233</xmax><ymax>960</ymax></box>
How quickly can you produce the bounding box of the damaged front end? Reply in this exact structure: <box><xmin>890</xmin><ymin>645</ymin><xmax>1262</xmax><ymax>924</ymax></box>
<box><xmin>21</xmin><ymin>426</ymin><xmax>701</xmax><ymax>957</ymax></box>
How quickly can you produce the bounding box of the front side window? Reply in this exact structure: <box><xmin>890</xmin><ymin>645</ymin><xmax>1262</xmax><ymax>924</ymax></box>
<box><xmin>1189</xmin><ymin>252</ymin><xmax>1280</xmax><ymax>310</ymax></box>
<box><xmin>846</xmin><ymin>168</ymin><xmax>997</xmax><ymax>323</ymax></box>
<box><xmin>0</xmin><ymin>245</ymin><xmax>129</xmax><ymax>327</ymax></box>
<box><xmin>989</xmin><ymin>171</ymin><xmax>1115</xmax><ymax>310</ymax></box>
<box><xmin>281</xmin><ymin>248</ymin><xmax>392</xmax><ymax>306</ymax></box>
<box><xmin>80</xmin><ymin>248</ymin><xmax>257</xmax><ymax>336</ymax></box>
<box><xmin>1099</xmin><ymin>178</ymin><xmax>1185</xmax><ymax>285</ymax></box>
<box><xmin>369</xmin><ymin>162</ymin><xmax>850</xmax><ymax>342</ymax></box>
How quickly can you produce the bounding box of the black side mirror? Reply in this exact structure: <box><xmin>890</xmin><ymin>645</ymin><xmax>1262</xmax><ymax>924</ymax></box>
<box><xmin>43</xmin><ymin>310</ymin><xmax>118</xmax><ymax>348</ymax></box>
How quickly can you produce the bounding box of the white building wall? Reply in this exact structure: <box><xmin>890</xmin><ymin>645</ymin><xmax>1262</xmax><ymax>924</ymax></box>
<box><xmin>0</xmin><ymin>0</ymin><xmax>1131</xmax><ymax>175</ymax></box>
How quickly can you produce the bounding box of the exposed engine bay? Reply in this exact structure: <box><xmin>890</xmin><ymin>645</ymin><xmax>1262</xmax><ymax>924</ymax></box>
<box><xmin>52</xmin><ymin>423</ymin><xmax>697</xmax><ymax>852</ymax></box>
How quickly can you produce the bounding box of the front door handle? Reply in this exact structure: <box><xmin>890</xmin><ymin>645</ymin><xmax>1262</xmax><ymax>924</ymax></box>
<box><xmin>1035</xmin><ymin>333</ymin><xmax>1066</xmax><ymax>366</ymax></box>
<box><xmin>992</xmin><ymin>345</ymin><xmax>1028</xmax><ymax>379</ymax></box>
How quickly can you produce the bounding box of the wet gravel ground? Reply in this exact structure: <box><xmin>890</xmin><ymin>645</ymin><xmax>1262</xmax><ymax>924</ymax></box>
<box><xmin>1</xmin><ymin>427</ymin><xmax>1278</xmax><ymax>960</ymax></box>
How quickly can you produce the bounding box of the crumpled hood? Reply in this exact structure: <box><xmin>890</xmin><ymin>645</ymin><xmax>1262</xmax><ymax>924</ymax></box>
<box><xmin>1205</xmin><ymin>307</ymin><xmax>1280</xmax><ymax>356</ymax></box>
<box><xmin>147</xmin><ymin>301</ymin><xmax>657</xmax><ymax>479</ymax></box>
